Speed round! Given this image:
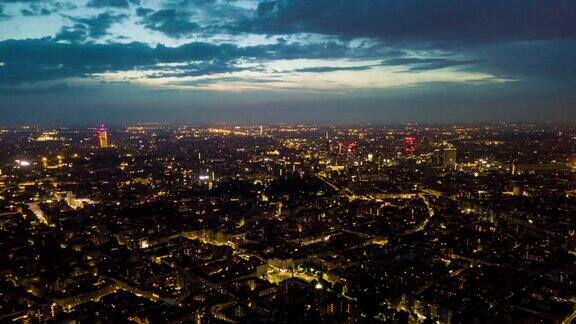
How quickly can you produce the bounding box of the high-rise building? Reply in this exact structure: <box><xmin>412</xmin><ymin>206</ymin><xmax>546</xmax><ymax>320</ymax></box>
<box><xmin>405</xmin><ymin>135</ymin><xmax>416</xmax><ymax>154</ymax></box>
<box><xmin>97</xmin><ymin>125</ymin><xmax>108</xmax><ymax>148</ymax></box>
<box><xmin>442</xmin><ymin>147</ymin><xmax>457</xmax><ymax>168</ymax></box>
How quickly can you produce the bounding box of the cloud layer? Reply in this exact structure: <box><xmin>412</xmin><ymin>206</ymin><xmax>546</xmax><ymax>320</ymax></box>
<box><xmin>0</xmin><ymin>0</ymin><xmax>575</xmax><ymax>123</ymax></box>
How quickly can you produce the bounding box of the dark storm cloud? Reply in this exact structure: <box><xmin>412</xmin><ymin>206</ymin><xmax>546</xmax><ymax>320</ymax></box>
<box><xmin>0</xmin><ymin>0</ymin><xmax>38</xmax><ymax>19</ymax></box>
<box><xmin>0</xmin><ymin>38</ymin><xmax>370</xmax><ymax>84</ymax></box>
<box><xmin>136</xmin><ymin>0</ymin><xmax>253</xmax><ymax>38</ymax></box>
<box><xmin>171</xmin><ymin>0</ymin><xmax>217</xmax><ymax>5</ymax></box>
<box><xmin>3</xmin><ymin>34</ymin><xmax>573</xmax><ymax>93</ymax></box>
<box><xmin>382</xmin><ymin>58</ymin><xmax>479</xmax><ymax>72</ymax></box>
<box><xmin>21</xmin><ymin>7</ymin><xmax>52</xmax><ymax>16</ymax></box>
<box><xmin>54</xmin><ymin>12</ymin><xmax>128</xmax><ymax>42</ymax></box>
<box><xmin>53</xmin><ymin>25</ymin><xmax>88</xmax><ymax>42</ymax></box>
<box><xmin>86</xmin><ymin>0</ymin><xmax>130</xmax><ymax>8</ymax></box>
<box><xmin>463</xmin><ymin>40</ymin><xmax>576</xmax><ymax>85</ymax></box>
<box><xmin>241</xmin><ymin>0</ymin><xmax>576</xmax><ymax>43</ymax></box>
<box><xmin>137</xmin><ymin>8</ymin><xmax>200</xmax><ymax>38</ymax></box>
<box><xmin>0</xmin><ymin>0</ymin><xmax>46</xmax><ymax>3</ymax></box>
<box><xmin>147</xmin><ymin>60</ymin><xmax>242</xmax><ymax>78</ymax></box>
<box><xmin>18</xmin><ymin>1</ymin><xmax>74</xmax><ymax>16</ymax></box>
<box><xmin>0</xmin><ymin>39</ymin><xmax>152</xmax><ymax>84</ymax></box>
<box><xmin>135</xmin><ymin>6</ymin><xmax>152</xmax><ymax>16</ymax></box>
<box><xmin>0</xmin><ymin>0</ymin><xmax>38</xmax><ymax>20</ymax></box>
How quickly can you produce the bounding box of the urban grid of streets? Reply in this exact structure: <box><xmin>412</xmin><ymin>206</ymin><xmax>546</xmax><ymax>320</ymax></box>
<box><xmin>1</xmin><ymin>123</ymin><xmax>576</xmax><ymax>323</ymax></box>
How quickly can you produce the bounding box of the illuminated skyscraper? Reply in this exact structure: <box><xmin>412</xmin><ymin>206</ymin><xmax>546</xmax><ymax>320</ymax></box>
<box><xmin>405</xmin><ymin>135</ymin><xmax>416</xmax><ymax>154</ymax></box>
<box><xmin>97</xmin><ymin>125</ymin><xmax>108</xmax><ymax>148</ymax></box>
<box><xmin>442</xmin><ymin>147</ymin><xmax>457</xmax><ymax>169</ymax></box>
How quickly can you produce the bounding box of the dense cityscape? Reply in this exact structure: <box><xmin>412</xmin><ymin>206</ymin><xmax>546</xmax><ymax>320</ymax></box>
<box><xmin>1</xmin><ymin>123</ymin><xmax>575</xmax><ymax>323</ymax></box>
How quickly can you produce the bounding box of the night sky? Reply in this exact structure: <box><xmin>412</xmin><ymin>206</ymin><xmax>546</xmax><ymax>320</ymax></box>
<box><xmin>1</xmin><ymin>0</ymin><xmax>576</xmax><ymax>124</ymax></box>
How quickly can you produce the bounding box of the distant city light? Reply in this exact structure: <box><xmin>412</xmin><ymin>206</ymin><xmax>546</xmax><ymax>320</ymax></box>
<box><xmin>15</xmin><ymin>160</ymin><xmax>30</xmax><ymax>167</ymax></box>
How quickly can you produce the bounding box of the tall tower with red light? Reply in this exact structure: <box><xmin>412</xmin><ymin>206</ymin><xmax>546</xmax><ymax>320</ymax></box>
<box><xmin>97</xmin><ymin>125</ymin><xmax>109</xmax><ymax>148</ymax></box>
<box><xmin>404</xmin><ymin>135</ymin><xmax>416</xmax><ymax>154</ymax></box>
<box><xmin>337</xmin><ymin>141</ymin><xmax>357</xmax><ymax>157</ymax></box>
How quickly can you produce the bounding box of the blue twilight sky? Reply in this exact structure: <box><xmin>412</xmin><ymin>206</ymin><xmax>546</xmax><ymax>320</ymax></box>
<box><xmin>0</xmin><ymin>0</ymin><xmax>576</xmax><ymax>125</ymax></box>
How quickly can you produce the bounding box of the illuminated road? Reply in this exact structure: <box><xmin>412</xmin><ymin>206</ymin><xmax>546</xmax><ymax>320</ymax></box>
<box><xmin>400</xmin><ymin>194</ymin><xmax>435</xmax><ymax>236</ymax></box>
<box><xmin>417</xmin><ymin>194</ymin><xmax>435</xmax><ymax>231</ymax></box>
<box><xmin>27</xmin><ymin>203</ymin><xmax>49</xmax><ymax>225</ymax></box>
<box><xmin>562</xmin><ymin>298</ymin><xmax>576</xmax><ymax>324</ymax></box>
<box><xmin>317</xmin><ymin>174</ymin><xmax>354</xmax><ymax>198</ymax></box>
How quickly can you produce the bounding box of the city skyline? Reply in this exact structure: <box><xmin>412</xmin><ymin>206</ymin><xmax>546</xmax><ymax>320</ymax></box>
<box><xmin>1</xmin><ymin>0</ymin><xmax>576</xmax><ymax>124</ymax></box>
<box><xmin>1</xmin><ymin>123</ymin><xmax>576</xmax><ymax>322</ymax></box>
<box><xmin>2</xmin><ymin>2</ymin><xmax>576</xmax><ymax>322</ymax></box>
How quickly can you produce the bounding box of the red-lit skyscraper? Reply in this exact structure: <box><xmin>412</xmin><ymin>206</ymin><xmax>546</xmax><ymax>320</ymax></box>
<box><xmin>405</xmin><ymin>135</ymin><xmax>416</xmax><ymax>154</ymax></box>
<box><xmin>338</xmin><ymin>141</ymin><xmax>357</xmax><ymax>157</ymax></box>
<box><xmin>97</xmin><ymin>125</ymin><xmax>108</xmax><ymax>148</ymax></box>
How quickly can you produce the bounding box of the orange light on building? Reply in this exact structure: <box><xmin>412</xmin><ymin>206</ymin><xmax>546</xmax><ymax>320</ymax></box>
<box><xmin>97</xmin><ymin>125</ymin><xmax>109</xmax><ymax>148</ymax></box>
